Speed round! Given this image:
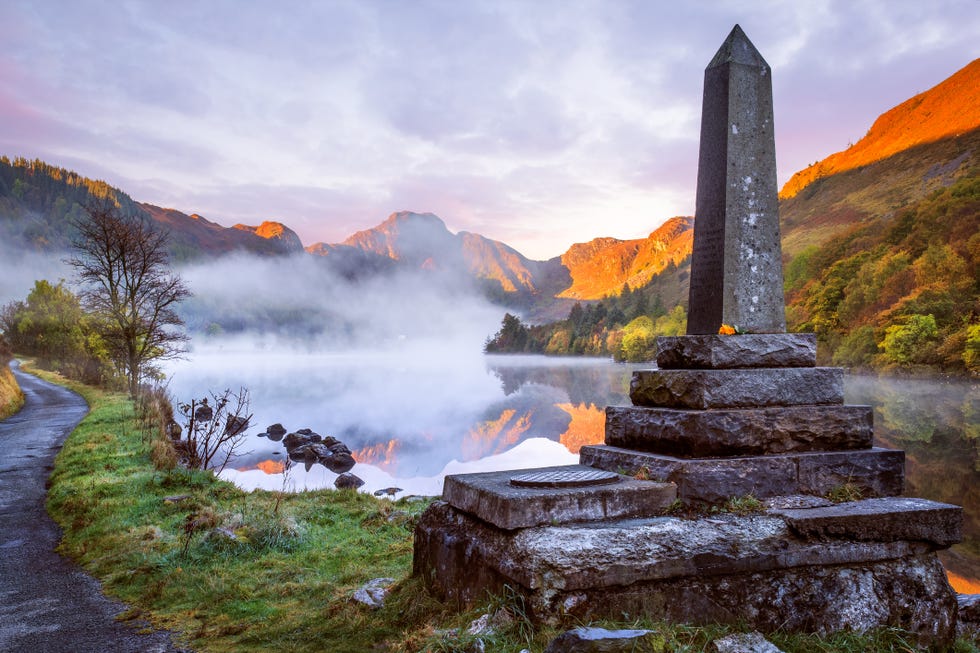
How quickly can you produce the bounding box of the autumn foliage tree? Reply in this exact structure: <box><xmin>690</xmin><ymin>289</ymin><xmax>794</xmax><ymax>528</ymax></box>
<box><xmin>69</xmin><ymin>200</ymin><xmax>191</xmax><ymax>397</ymax></box>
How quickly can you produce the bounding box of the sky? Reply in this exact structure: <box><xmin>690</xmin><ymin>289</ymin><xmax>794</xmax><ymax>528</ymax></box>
<box><xmin>1</xmin><ymin>1</ymin><xmax>978</xmax><ymax>260</ymax></box>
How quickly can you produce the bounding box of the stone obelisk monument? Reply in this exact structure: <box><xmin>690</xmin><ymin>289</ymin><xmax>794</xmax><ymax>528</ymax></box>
<box><xmin>414</xmin><ymin>26</ymin><xmax>962</xmax><ymax>645</ymax></box>
<box><xmin>688</xmin><ymin>24</ymin><xmax>785</xmax><ymax>334</ymax></box>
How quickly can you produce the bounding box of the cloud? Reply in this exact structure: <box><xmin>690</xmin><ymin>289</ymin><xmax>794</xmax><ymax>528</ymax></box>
<box><xmin>1</xmin><ymin>0</ymin><xmax>977</xmax><ymax>260</ymax></box>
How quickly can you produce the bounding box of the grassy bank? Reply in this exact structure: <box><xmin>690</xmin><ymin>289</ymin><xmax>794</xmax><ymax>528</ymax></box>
<box><xmin>35</xmin><ymin>367</ymin><xmax>979</xmax><ymax>652</ymax></box>
<box><xmin>0</xmin><ymin>362</ymin><xmax>24</xmax><ymax>419</ymax></box>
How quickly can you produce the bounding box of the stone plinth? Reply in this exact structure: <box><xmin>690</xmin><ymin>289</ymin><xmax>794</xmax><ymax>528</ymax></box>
<box><xmin>605</xmin><ymin>404</ymin><xmax>873</xmax><ymax>457</ymax></box>
<box><xmin>413</xmin><ymin>502</ymin><xmax>956</xmax><ymax>645</ymax></box>
<box><xmin>630</xmin><ymin>368</ymin><xmax>844</xmax><ymax>409</ymax></box>
<box><xmin>579</xmin><ymin>445</ymin><xmax>904</xmax><ymax>504</ymax></box>
<box><xmin>656</xmin><ymin>334</ymin><xmax>816</xmax><ymax>369</ymax></box>
<box><xmin>442</xmin><ymin>465</ymin><xmax>677</xmax><ymax>530</ymax></box>
<box><xmin>772</xmin><ymin>497</ymin><xmax>962</xmax><ymax>547</ymax></box>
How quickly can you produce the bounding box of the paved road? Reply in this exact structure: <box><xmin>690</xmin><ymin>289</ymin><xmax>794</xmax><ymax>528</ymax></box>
<box><xmin>0</xmin><ymin>362</ymin><xmax>183</xmax><ymax>652</ymax></box>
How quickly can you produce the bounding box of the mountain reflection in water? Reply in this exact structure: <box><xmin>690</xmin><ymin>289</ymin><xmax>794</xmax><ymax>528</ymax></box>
<box><xmin>166</xmin><ymin>348</ymin><xmax>978</xmax><ymax>589</ymax></box>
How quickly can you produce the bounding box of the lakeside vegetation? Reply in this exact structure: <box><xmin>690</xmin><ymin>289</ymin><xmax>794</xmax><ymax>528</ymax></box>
<box><xmin>30</xmin><ymin>364</ymin><xmax>976</xmax><ymax>652</ymax></box>
<box><xmin>785</xmin><ymin>172</ymin><xmax>980</xmax><ymax>375</ymax></box>
<box><xmin>487</xmin><ymin>172</ymin><xmax>980</xmax><ymax>375</ymax></box>
<box><xmin>485</xmin><ymin>288</ymin><xmax>687</xmax><ymax>362</ymax></box>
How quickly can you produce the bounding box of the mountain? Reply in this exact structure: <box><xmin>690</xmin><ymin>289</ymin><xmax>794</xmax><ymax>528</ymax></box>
<box><xmin>781</xmin><ymin>58</ymin><xmax>980</xmax><ymax>201</ymax></box>
<box><xmin>558</xmin><ymin>217</ymin><xmax>693</xmax><ymax>300</ymax></box>
<box><xmin>306</xmin><ymin>210</ymin><xmax>693</xmax><ymax>319</ymax></box>
<box><xmin>141</xmin><ymin>204</ymin><xmax>304</xmax><ymax>258</ymax></box>
<box><xmin>779</xmin><ymin>58</ymin><xmax>980</xmax><ymax>257</ymax></box>
<box><xmin>310</xmin><ymin>211</ymin><xmax>569</xmax><ymax>298</ymax></box>
<box><xmin>775</xmin><ymin>58</ymin><xmax>980</xmax><ymax>373</ymax></box>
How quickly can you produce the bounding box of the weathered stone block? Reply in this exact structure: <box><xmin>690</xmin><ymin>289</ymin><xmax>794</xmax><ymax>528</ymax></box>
<box><xmin>796</xmin><ymin>448</ymin><xmax>905</xmax><ymax>497</ymax></box>
<box><xmin>656</xmin><ymin>334</ymin><xmax>816</xmax><ymax>369</ymax></box>
<box><xmin>630</xmin><ymin>368</ymin><xmax>844</xmax><ymax>409</ymax></box>
<box><xmin>544</xmin><ymin>627</ymin><xmax>654</xmax><ymax>653</ymax></box>
<box><xmin>442</xmin><ymin>465</ymin><xmax>677</xmax><ymax>530</ymax></box>
<box><xmin>579</xmin><ymin>446</ymin><xmax>904</xmax><ymax>504</ymax></box>
<box><xmin>605</xmin><ymin>404</ymin><xmax>873</xmax><ymax>457</ymax></box>
<box><xmin>772</xmin><ymin>497</ymin><xmax>962</xmax><ymax>547</ymax></box>
<box><xmin>413</xmin><ymin>502</ymin><xmax>956</xmax><ymax>644</ymax></box>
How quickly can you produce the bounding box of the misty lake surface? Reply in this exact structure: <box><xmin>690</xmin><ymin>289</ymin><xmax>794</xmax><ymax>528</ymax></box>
<box><xmin>166</xmin><ymin>345</ymin><xmax>979</xmax><ymax>588</ymax></box>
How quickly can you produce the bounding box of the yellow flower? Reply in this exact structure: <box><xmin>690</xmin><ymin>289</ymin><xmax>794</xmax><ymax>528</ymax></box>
<box><xmin>718</xmin><ymin>324</ymin><xmax>736</xmax><ymax>335</ymax></box>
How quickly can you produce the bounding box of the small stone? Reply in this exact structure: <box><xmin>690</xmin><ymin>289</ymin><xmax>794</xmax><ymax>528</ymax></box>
<box><xmin>352</xmin><ymin>577</ymin><xmax>395</xmax><ymax>609</ymax></box>
<box><xmin>466</xmin><ymin>613</ymin><xmax>492</xmax><ymax>636</ymax></box>
<box><xmin>713</xmin><ymin>631</ymin><xmax>784</xmax><ymax>653</ymax></box>
<box><xmin>162</xmin><ymin>494</ymin><xmax>192</xmax><ymax>503</ymax></box>
<box><xmin>544</xmin><ymin>627</ymin><xmax>653</xmax><ymax>653</ymax></box>
<box><xmin>335</xmin><ymin>473</ymin><xmax>365</xmax><ymax>490</ymax></box>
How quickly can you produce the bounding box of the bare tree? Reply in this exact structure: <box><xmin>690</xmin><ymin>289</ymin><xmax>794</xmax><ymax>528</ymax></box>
<box><xmin>177</xmin><ymin>387</ymin><xmax>252</xmax><ymax>473</ymax></box>
<box><xmin>69</xmin><ymin>200</ymin><xmax>190</xmax><ymax>397</ymax></box>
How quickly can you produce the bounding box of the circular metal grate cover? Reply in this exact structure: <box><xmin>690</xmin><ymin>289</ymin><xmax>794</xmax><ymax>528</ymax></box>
<box><xmin>510</xmin><ymin>469</ymin><xmax>621</xmax><ymax>488</ymax></box>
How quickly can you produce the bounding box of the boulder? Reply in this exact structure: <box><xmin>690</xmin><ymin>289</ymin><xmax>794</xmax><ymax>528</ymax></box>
<box><xmin>283</xmin><ymin>431</ymin><xmax>321</xmax><ymax>450</ymax></box>
<box><xmin>266</xmin><ymin>423</ymin><xmax>286</xmax><ymax>440</ymax></box>
<box><xmin>323</xmin><ymin>451</ymin><xmax>356</xmax><ymax>473</ymax></box>
<box><xmin>335</xmin><ymin>473</ymin><xmax>365</xmax><ymax>490</ymax></box>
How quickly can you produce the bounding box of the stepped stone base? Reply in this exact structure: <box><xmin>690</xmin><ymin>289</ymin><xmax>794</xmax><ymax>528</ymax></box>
<box><xmin>630</xmin><ymin>368</ymin><xmax>844</xmax><ymax>409</ymax></box>
<box><xmin>656</xmin><ymin>333</ymin><xmax>817</xmax><ymax>369</ymax></box>
<box><xmin>414</xmin><ymin>501</ymin><xmax>958</xmax><ymax>645</ymax></box>
<box><xmin>605</xmin><ymin>404</ymin><xmax>873</xmax><ymax>457</ymax></box>
<box><xmin>579</xmin><ymin>445</ymin><xmax>904</xmax><ymax>503</ymax></box>
<box><xmin>442</xmin><ymin>465</ymin><xmax>677</xmax><ymax>530</ymax></box>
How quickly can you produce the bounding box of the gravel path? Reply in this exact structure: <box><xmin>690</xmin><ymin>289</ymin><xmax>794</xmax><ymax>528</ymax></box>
<box><xmin>0</xmin><ymin>362</ymin><xmax>184</xmax><ymax>652</ymax></box>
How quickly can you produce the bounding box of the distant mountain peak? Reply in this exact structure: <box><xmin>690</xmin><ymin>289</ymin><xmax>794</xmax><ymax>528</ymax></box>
<box><xmin>233</xmin><ymin>221</ymin><xmax>304</xmax><ymax>252</ymax></box>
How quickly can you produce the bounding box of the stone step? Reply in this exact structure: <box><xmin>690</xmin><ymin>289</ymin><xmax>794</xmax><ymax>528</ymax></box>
<box><xmin>441</xmin><ymin>465</ymin><xmax>677</xmax><ymax>530</ymax></box>
<box><xmin>656</xmin><ymin>333</ymin><xmax>817</xmax><ymax>369</ymax></box>
<box><xmin>579</xmin><ymin>445</ymin><xmax>904</xmax><ymax>504</ymax></box>
<box><xmin>770</xmin><ymin>497</ymin><xmax>962</xmax><ymax>548</ymax></box>
<box><xmin>414</xmin><ymin>502</ymin><xmax>956</xmax><ymax>640</ymax></box>
<box><xmin>630</xmin><ymin>367</ymin><xmax>844</xmax><ymax>409</ymax></box>
<box><xmin>605</xmin><ymin>404</ymin><xmax>873</xmax><ymax>457</ymax></box>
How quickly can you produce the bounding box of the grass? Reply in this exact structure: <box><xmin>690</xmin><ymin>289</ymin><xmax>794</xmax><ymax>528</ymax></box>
<box><xmin>27</xmin><ymin>365</ymin><xmax>980</xmax><ymax>652</ymax></box>
<box><xmin>0</xmin><ymin>363</ymin><xmax>25</xmax><ymax>419</ymax></box>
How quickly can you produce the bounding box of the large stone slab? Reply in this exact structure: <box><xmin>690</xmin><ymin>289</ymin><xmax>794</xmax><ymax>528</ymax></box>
<box><xmin>630</xmin><ymin>368</ymin><xmax>844</xmax><ymax>409</ymax></box>
<box><xmin>772</xmin><ymin>497</ymin><xmax>962</xmax><ymax>548</ymax></box>
<box><xmin>687</xmin><ymin>26</ymin><xmax>785</xmax><ymax>335</ymax></box>
<box><xmin>442</xmin><ymin>465</ymin><xmax>676</xmax><ymax>530</ymax></box>
<box><xmin>414</xmin><ymin>502</ymin><xmax>956</xmax><ymax>643</ymax></box>
<box><xmin>656</xmin><ymin>334</ymin><xmax>816</xmax><ymax>369</ymax></box>
<box><xmin>605</xmin><ymin>404</ymin><xmax>873</xmax><ymax>457</ymax></box>
<box><xmin>579</xmin><ymin>445</ymin><xmax>904</xmax><ymax>503</ymax></box>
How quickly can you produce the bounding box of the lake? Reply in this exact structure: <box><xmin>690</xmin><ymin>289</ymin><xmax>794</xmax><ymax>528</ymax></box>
<box><xmin>166</xmin><ymin>344</ymin><xmax>979</xmax><ymax>591</ymax></box>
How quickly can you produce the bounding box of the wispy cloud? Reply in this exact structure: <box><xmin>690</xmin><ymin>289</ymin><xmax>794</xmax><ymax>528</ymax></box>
<box><xmin>1</xmin><ymin>0</ymin><xmax>976</xmax><ymax>259</ymax></box>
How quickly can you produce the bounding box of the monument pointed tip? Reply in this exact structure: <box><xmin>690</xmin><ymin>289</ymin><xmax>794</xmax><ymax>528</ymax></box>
<box><xmin>708</xmin><ymin>24</ymin><xmax>769</xmax><ymax>70</ymax></box>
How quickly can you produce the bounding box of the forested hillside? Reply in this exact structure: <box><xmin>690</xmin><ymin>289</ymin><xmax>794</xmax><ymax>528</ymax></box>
<box><xmin>785</xmin><ymin>169</ymin><xmax>980</xmax><ymax>373</ymax></box>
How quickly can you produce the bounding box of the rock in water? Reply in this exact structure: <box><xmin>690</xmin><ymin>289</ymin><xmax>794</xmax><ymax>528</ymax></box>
<box><xmin>334</xmin><ymin>473</ymin><xmax>364</xmax><ymax>490</ymax></box>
